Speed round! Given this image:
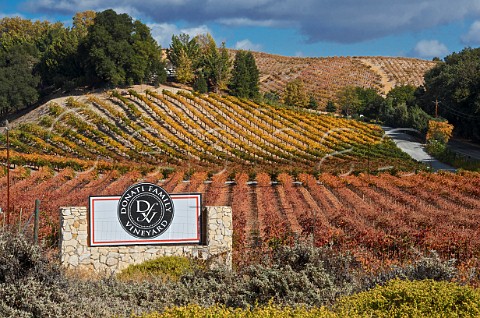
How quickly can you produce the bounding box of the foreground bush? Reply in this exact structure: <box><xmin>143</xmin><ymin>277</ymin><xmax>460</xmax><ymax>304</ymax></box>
<box><xmin>0</xmin><ymin>229</ymin><xmax>59</xmax><ymax>284</ymax></box>
<box><xmin>172</xmin><ymin>244</ymin><xmax>363</xmax><ymax>307</ymax></box>
<box><xmin>135</xmin><ymin>304</ymin><xmax>336</xmax><ymax>318</ymax></box>
<box><xmin>363</xmin><ymin>250</ymin><xmax>458</xmax><ymax>289</ymax></box>
<box><xmin>336</xmin><ymin>279</ymin><xmax>480</xmax><ymax>317</ymax></box>
<box><xmin>117</xmin><ymin>256</ymin><xmax>197</xmax><ymax>281</ymax></box>
<box><xmin>139</xmin><ymin>280</ymin><xmax>480</xmax><ymax>318</ymax></box>
<box><xmin>0</xmin><ymin>231</ymin><xmax>472</xmax><ymax>317</ymax></box>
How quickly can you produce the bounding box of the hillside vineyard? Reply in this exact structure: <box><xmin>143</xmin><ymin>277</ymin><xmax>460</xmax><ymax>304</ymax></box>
<box><xmin>253</xmin><ymin>53</ymin><xmax>436</xmax><ymax>104</ymax></box>
<box><xmin>1</xmin><ymin>88</ymin><xmax>418</xmax><ymax>173</ymax></box>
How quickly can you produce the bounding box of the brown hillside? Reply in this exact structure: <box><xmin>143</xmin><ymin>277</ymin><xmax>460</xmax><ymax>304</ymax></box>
<box><xmin>252</xmin><ymin>52</ymin><xmax>437</xmax><ymax>108</ymax></box>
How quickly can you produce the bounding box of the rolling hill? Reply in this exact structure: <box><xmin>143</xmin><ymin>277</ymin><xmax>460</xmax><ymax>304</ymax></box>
<box><xmin>2</xmin><ymin>85</ymin><xmax>419</xmax><ymax>175</ymax></box>
<box><xmin>252</xmin><ymin>52</ymin><xmax>437</xmax><ymax>107</ymax></box>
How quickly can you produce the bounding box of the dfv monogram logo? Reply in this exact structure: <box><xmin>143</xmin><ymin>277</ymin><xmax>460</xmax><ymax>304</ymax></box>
<box><xmin>135</xmin><ymin>200</ymin><xmax>159</xmax><ymax>223</ymax></box>
<box><xmin>118</xmin><ymin>182</ymin><xmax>174</xmax><ymax>239</ymax></box>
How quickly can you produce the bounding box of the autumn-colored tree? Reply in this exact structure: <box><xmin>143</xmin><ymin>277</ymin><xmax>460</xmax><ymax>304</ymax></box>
<box><xmin>0</xmin><ymin>17</ymin><xmax>56</xmax><ymax>50</ymax></box>
<box><xmin>197</xmin><ymin>34</ymin><xmax>231</xmax><ymax>92</ymax></box>
<box><xmin>426</xmin><ymin>120</ymin><xmax>454</xmax><ymax>144</ymax></box>
<box><xmin>175</xmin><ymin>48</ymin><xmax>195</xmax><ymax>84</ymax></box>
<box><xmin>72</xmin><ymin>11</ymin><xmax>96</xmax><ymax>38</ymax></box>
<box><xmin>283</xmin><ymin>78</ymin><xmax>308</xmax><ymax>108</ymax></box>
<box><xmin>167</xmin><ymin>33</ymin><xmax>199</xmax><ymax>84</ymax></box>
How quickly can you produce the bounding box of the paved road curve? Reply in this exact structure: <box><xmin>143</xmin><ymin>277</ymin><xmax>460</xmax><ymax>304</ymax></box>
<box><xmin>383</xmin><ymin>127</ymin><xmax>456</xmax><ymax>172</ymax></box>
<box><xmin>448</xmin><ymin>139</ymin><xmax>480</xmax><ymax>161</ymax></box>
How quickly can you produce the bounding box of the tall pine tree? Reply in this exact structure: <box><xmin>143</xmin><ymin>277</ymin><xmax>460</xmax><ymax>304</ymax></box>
<box><xmin>245</xmin><ymin>51</ymin><xmax>259</xmax><ymax>98</ymax></box>
<box><xmin>230</xmin><ymin>50</ymin><xmax>249</xmax><ymax>98</ymax></box>
<box><xmin>230</xmin><ymin>50</ymin><xmax>259</xmax><ymax>99</ymax></box>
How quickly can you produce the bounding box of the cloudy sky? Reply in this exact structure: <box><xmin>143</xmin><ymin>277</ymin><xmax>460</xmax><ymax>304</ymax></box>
<box><xmin>2</xmin><ymin>0</ymin><xmax>480</xmax><ymax>59</ymax></box>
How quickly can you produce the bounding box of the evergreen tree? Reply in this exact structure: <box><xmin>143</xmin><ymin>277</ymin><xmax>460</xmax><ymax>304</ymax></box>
<box><xmin>326</xmin><ymin>100</ymin><xmax>337</xmax><ymax>112</ymax></box>
<box><xmin>421</xmin><ymin>47</ymin><xmax>480</xmax><ymax>140</ymax></box>
<box><xmin>245</xmin><ymin>51</ymin><xmax>259</xmax><ymax>98</ymax></box>
<box><xmin>264</xmin><ymin>91</ymin><xmax>280</xmax><ymax>106</ymax></box>
<box><xmin>230</xmin><ymin>50</ymin><xmax>249</xmax><ymax>98</ymax></box>
<box><xmin>193</xmin><ymin>72</ymin><xmax>208</xmax><ymax>93</ymax></box>
<box><xmin>0</xmin><ymin>43</ymin><xmax>40</xmax><ymax>115</ymax></box>
<box><xmin>37</xmin><ymin>26</ymin><xmax>83</xmax><ymax>89</ymax></box>
<box><xmin>307</xmin><ymin>95</ymin><xmax>318</xmax><ymax>110</ymax></box>
<box><xmin>80</xmin><ymin>9</ymin><xmax>165</xmax><ymax>87</ymax></box>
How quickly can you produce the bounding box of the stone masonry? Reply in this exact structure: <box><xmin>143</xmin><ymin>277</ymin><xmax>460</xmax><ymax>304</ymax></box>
<box><xmin>60</xmin><ymin>206</ymin><xmax>232</xmax><ymax>274</ymax></box>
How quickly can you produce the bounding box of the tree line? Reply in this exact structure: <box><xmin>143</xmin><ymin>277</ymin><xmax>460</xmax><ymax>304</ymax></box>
<box><xmin>0</xmin><ymin>9</ymin><xmax>260</xmax><ymax>117</ymax></box>
<box><xmin>167</xmin><ymin>33</ymin><xmax>259</xmax><ymax>98</ymax></box>
<box><xmin>0</xmin><ymin>10</ymin><xmax>165</xmax><ymax>117</ymax></box>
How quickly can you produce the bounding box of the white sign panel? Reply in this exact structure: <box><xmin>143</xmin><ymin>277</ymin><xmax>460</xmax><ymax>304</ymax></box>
<box><xmin>89</xmin><ymin>193</ymin><xmax>202</xmax><ymax>246</ymax></box>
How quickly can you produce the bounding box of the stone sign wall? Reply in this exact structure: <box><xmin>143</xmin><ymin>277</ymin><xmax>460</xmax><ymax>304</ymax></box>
<box><xmin>59</xmin><ymin>206</ymin><xmax>232</xmax><ymax>274</ymax></box>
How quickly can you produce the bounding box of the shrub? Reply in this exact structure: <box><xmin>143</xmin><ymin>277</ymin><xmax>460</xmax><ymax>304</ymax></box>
<box><xmin>336</xmin><ymin>279</ymin><xmax>480</xmax><ymax>317</ymax></box>
<box><xmin>172</xmin><ymin>243</ymin><xmax>363</xmax><ymax>308</ymax></box>
<box><xmin>135</xmin><ymin>303</ymin><xmax>336</xmax><ymax>318</ymax></box>
<box><xmin>0</xmin><ymin>231</ymin><xmax>60</xmax><ymax>284</ymax></box>
<box><xmin>0</xmin><ymin>232</ymin><xmax>473</xmax><ymax>317</ymax></box>
<box><xmin>117</xmin><ymin>256</ymin><xmax>197</xmax><ymax>281</ymax></box>
<box><xmin>364</xmin><ymin>250</ymin><xmax>457</xmax><ymax>289</ymax></box>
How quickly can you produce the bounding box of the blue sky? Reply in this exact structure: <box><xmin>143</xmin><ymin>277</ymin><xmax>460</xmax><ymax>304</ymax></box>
<box><xmin>2</xmin><ymin>0</ymin><xmax>480</xmax><ymax>60</ymax></box>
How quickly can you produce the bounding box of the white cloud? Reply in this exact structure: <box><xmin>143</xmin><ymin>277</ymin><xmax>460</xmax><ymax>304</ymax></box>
<box><xmin>462</xmin><ymin>20</ymin><xmax>480</xmax><ymax>44</ymax></box>
<box><xmin>148</xmin><ymin>23</ymin><xmax>211</xmax><ymax>48</ymax></box>
<box><xmin>234</xmin><ymin>39</ymin><xmax>262</xmax><ymax>51</ymax></box>
<box><xmin>413</xmin><ymin>40</ymin><xmax>449</xmax><ymax>58</ymax></box>
<box><xmin>217</xmin><ymin>18</ymin><xmax>276</xmax><ymax>27</ymax></box>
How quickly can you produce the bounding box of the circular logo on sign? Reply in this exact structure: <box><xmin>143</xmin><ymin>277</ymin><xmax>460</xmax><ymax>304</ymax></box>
<box><xmin>117</xmin><ymin>182</ymin><xmax>174</xmax><ymax>239</ymax></box>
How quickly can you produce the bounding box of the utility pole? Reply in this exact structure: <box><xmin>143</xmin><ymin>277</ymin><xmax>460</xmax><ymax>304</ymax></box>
<box><xmin>433</xmin><ymin>99</ymin><xmax>440</xmax><ymax>118</ymax></box>
<box><xmin>5</xmin><ymin>120</ymin><xmax>10</xmax><ymax>226</ymax></box>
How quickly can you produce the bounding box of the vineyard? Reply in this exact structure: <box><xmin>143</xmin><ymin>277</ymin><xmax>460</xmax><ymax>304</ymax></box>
<box><xmin>1</xmin><ymin>82</ymin><xmax>478</xmax><ymax>277</ymax></box>
<box><xmin>1</xmin><ymin>166</ymin><xmax>479</xmax><ymax>270</ymax></box>
<box><xmin>1</xmin><ymin>87</ymin><xmax>418</xmax><ymax>174</ymax></box>
<box><xmin>253</xmin><ymin>52</ymin><xmax>437</xmax><ymax>106</ymax></box>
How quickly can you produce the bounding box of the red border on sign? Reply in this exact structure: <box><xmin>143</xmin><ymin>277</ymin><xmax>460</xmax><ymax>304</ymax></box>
<box><xmin>89</xmin><ymin>194</ymin><xmax>201</xmax><ymax>246</ymax></box>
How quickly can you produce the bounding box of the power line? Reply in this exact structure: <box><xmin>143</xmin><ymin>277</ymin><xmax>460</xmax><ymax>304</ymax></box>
<box><xmin>440</xmin><ymin>103</ymin><xmax>480</xmax><ymax>120</ymax></box>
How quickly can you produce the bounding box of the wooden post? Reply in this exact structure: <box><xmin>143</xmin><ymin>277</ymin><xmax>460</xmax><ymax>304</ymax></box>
<box><xmin>6</xmin><ymin>120</ymin><xmax>10</xmax><ymax>226</ymax></box>
<box><xmin>34</xmin><ymin>199</ymin><xmax>40</xmax><ymax>244</ymax></box>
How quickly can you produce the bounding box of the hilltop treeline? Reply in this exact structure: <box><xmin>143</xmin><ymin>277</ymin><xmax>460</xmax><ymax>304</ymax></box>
<box><xmin>0</xmin><ymin>10</ymin><xmax>167</xmax><ymax>116</ymax></box>
<box><xmin>0</xmin><ymin>9</ymin><xmax>260</xmax><ymax>118</ymax></box>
